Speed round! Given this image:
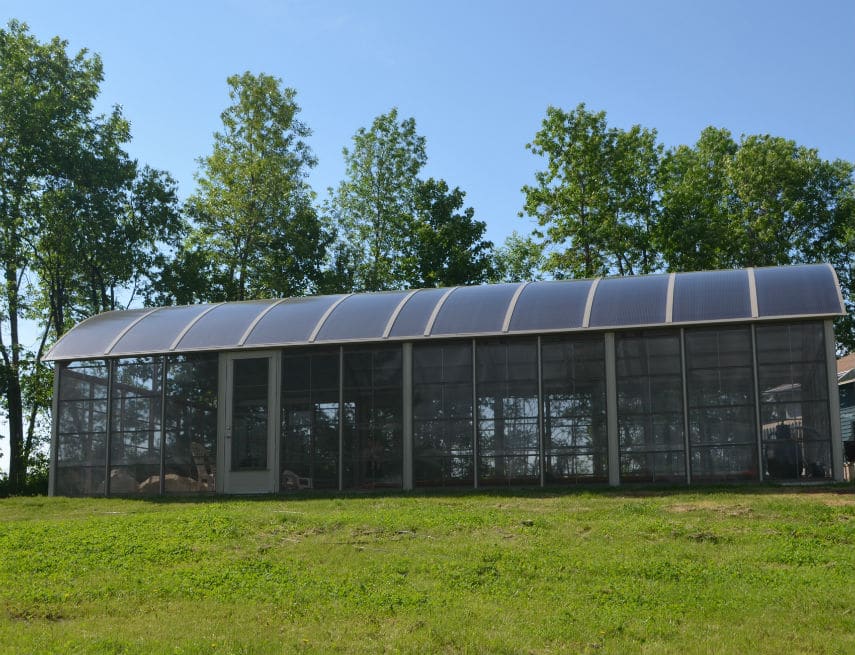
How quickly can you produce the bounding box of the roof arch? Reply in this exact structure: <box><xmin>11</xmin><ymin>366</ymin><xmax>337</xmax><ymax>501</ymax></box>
<box><xmin>44</xmin><ymin>264</ymin><xmax>846</xmax><ymax>361</ymax></box>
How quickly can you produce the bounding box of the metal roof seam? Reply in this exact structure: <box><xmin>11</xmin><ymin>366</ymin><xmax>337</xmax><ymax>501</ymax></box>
<box><xmin>502</xmin><ymin>282</ymin><xmax>530</xmax><ymax>332</ymax></box>
<box><xmin>103</xmin><ymin>307</ymin><xmax>161</xmax><ymax>356</ymax></box>
<box><xmin>170</xmin><ymin>303</ymin><xmax>224</xmax><ymax>351</ymax></box>
<box><xmin>665</xmin><ymin>273</ymin><xmax>676</xmax><ymax>323</ymax></box>
<box><xmin>238</xmin><ymin>299</ymin><xmax>288</xmax><ymax>346</ymax></box>
<box><xmin>424</xmin><ymin>287</ymin><xmax>458</xmax><ymax>337</ymax></box>
<box><xmin>747</xmin><ymin>268</ymin><xmax>759</xmax><ymax>318</ymax></box>
<box><xmin>582</xmin><ymin>278</ymin><xmax>601</xmax><ymax>328</ymax></box>
<box><xmin>383</xmin><ymin>289</ymin><xmax>421</xmax><ymax>338</ymax></box>
<box><xmin>308</xmin><ymin>294</ymin><xmax>352</xmax><ymax>343</ymax></box>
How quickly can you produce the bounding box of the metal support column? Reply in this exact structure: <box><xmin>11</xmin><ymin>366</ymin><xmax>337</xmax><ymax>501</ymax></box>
<box><xmin>105</xmin><ymin>359</ymin><xmax>115</xmax><ymax>496</ymax></box>
<box><xmin>159</xmin><ymin>356</ymin><xmax>168</xmax><ymax>496</ymax></box>
<box><xmin>472</xmin><ymin>339</ymin><xmax>479</xmax><ymax>489</ymax></box>
<box><xmin>751</xmin><ymin>325</ymin><xmax>764</xmax><ymax>481</ymax></box>
<box><xmin>605</xmin><ymin>332</ymin><xmax>619</xmax><ymax>486</ymax></box>
<box><xmin>537</xmin><ymin>336</ymin><xmax>545</xmax><ymax>487</ymax></box>
<box><xmin>338</xmin><ymin>346</ymin><xmax>344</xmax><ymax>492</ymax></box>
<box><xmin>680</xmin><ymin>329</ymin><xmax>692</xmax><ymax>485</ymax></box>
<box><xmin>825</xmin><ymin>319</ymin><xmax>844</xmax><ymax>481</ymax></box>
<box><xmin>402</xmin><ymin>342</ymin><xmax>413</xmax><ymax>490</ymax></box>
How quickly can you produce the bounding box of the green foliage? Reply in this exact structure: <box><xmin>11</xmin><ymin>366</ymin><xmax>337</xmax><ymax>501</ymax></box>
<box><xmin>522</xmin><ymin>103</ymin><xmax>662</xmax><ymax>278</ymax></box>
<box><xmin>493</xmin><ymin>231</ymin><xmax>545</xmax><ymax>282</ymax></box>
<box><xmin>154</xmin><ymin>72</ymin><xmax>330</xmax><ymax>303</ymax></box>
<box><xmin>1</xmin><ymin>490</ymin><xmax>855</xmax><ymax>653</ymax></box>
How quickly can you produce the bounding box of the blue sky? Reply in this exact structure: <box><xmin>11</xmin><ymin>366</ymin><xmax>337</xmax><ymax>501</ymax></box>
<box><xmin>4</xmin><ymin>0</ymin><xmax>854</xmax><ymax>246</ymax></box>
<box><xmin>1</xmin><ymin>1</ymin><xmax>853</xmax><ymax>471</ymax></box>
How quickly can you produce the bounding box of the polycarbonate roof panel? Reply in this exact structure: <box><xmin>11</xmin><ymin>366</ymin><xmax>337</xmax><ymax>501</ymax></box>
<box><xmin>755</xmin><ymin>264</ymin><xmax>844</xmax><ymax>317</ymax></box>
<box><xmin>509</xmin><ymin>280</ymin><xmax>592</xmax><ymax>332</ymax></box>
<box><xmin>176</xmin><ymin>300</ymin><xmax>277</xmax><ymax>350</ymax></box>
<box><xmin>672</xmin><ymin>270</ymin><xmax>751</xmax><ymax>323</ymax></box>
<box><xmin>387</xmin><ymin>288</ymin><xmax>448</xmax><ymax>338</ymax></box>
<box><xmin>43</xmin><ymin>265</ymin><xmax>846</xmax><ymax>361</ymax></box>
<box><xmin>315</xmin><ymin>291</ymin><xmax>412</xmax><ymax>342</ymax></box>
<box><xmin>109</xmin><ymin>304</ymin><xmax>214</xmax><ymax>356</ymax></box>
<box><xmin>430</xmin><ymin>283</ymin><xmax>521</xmax><ymax>335</ymax></box>
<box><xmin>588</xmin><ymin>275</ymin><xmax>669</xmax><ymax>327</ymax></box>
<box><xmin>46</xmin><ymin>309</ymin><xmax>150</xmax><ymax>360</ymax></box>
<box><xmin>244</xmin><ymin>295</ymin><xmax>346</xmax><ymax>346</ymax></box>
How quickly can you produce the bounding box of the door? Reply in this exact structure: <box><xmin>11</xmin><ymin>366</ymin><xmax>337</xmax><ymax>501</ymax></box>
<box><xmin>221</xmin><ymin>352</ymin><xmax>278</xmax><ymax>493</ymax></box>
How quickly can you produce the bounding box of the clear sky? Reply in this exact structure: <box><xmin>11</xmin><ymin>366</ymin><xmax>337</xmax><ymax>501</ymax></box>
<box><xmin>1</xmin><ymin>0</ymin><xmax>854</xmax><ymax>473</ymax></box>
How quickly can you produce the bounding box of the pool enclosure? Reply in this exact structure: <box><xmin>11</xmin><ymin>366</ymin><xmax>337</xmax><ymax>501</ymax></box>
<box><xmin>45</xmin><ymin>264</ymin><xmax>847</xmax><ymax>496</ymax></box>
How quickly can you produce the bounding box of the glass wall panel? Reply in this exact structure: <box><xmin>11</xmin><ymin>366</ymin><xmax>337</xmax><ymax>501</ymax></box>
<box><xmin>109</xmin><ymin>357</ymin><xmax>163</xmax><ymax>494</ymax></box>
<box><xmin>55</xmin><ymin>360</ymin><xmax>109</xmax><ymax>495</ymax></box>
<box><xmin>542</xmin><ymin>336</ymin><xmax>608</xmax><ymax>483</ymax></box>
<box><xmin>757</xmin><ymin>322</ymin><xmax>832</xmax><ymax>480</ymax></box>
<box><xmin>477</xmin><ymin>339</ymin><xmax>540</xmax><ymax>485</ymax></box>
<box><xmin>685</xmin><ymin>327</ymin><xmax>757</xmax><ymax>481</ymax></box>
<box><xmin>343</xmin><ymin>346</ymin><xmax>403</xmax><ymax>488</ymax></box>
<box><xmin>413</xmin><ymin>342</ymin><xmax>473</xmax><ymax>487</ymax></box>
<box><xmin>281</xmin><ymin>348</ymin><xmax>340</xmax><ymax>490</ymax></box>
<box><xmin>163</xmin><ymin>354</ymin><xmax>218</xmax><ymax>493</ymax></box>
<box><xmin>616</xmin><ymin>331</ymin><xmax>686</xmax><ymax>482</ymax></box>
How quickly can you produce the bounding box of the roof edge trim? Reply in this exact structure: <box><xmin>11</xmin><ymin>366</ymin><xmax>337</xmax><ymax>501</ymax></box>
<box><xmin>828</xmin><ymin>263</ymin><xmax>847</xmax><ymax>315</ymax></box>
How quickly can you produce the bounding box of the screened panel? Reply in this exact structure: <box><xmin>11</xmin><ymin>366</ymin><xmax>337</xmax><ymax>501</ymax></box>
<box><xmin>109</xmin><ymin>357</ymin><xmax>163</xmax><ymax>495</ymax></box>
<box><xmin>757</xmin><ymin>321</ymin><xmax>832</xmax><ymax>480</ymax></box>
<box><xmin>588</xmin><ymin>276</ymin><xmax>669</xmax><ymax>327</ymax></box>
<box><xmin>685</xmin><ymin>326</ymin><xmax>757</xmax><ymax>481</ymax></box>
<box><xmin>430</xmin><ymin>284</ymin><xmax>521</xmax><ymax>335</ymax></box>
<box><xmin>315</xmin><ymin>291</ymin><xmax>412</xmax><ymax>342</ymax></box>
<box><xmin>55</xmin><ymin>360</ymin><xmax>109</xmax><ymax>495</ymax></box>
<box><xmin>164</xmin><ymin>353</ymin><xmax>218</xmax><ymax>494</ymax></box>
<box><xmin>231</xmin><ymin>357</ymin><xmax>269</xmax><ymax>471</ymax></box>
<box><xmin>110</xmin><ymin>305</ymin><xmax>214</xmax><ymax>356</ymax></box>
<box><xmin>755</xmin><ymin>265</ymin><xmax>843</xmax><ymax>317</ymax></box>
<box><xmin>508</xmin><ymin>280</ymin><xmax>592</xmax><ymax>332</ymax></box>
<box><xmin>281</xmin><ymin>348</ymin><xmax>340</xmax><ymax>491</ymax></box>
<box><xmin>616</xmin><ymin>331</ymin><xmax>686</xmax><ymax>482</ymax></box>
<box><xmin>387</xmin><ymin>288</ymin><xmax>448</xmax><ymax>338</ymax></box>
<box><xmin>672</xmin><ymin>270</ymin><xmax>751</xmax><ymax>323</ymax></box>
<box><xmin>476</xmin><ymin>339</ymin><xmax>540</xmax><ymax>485</ymax></box>
<box><xmin>177</xmin><ymin>300</ymin><xmax>276</xmax><ymax>351</ymax></box>
<box><xmin>245</xmin><ymin>296</ymin><xmax>347</xmax><ymax>346</ymax></box>
<box><xmin>342</xmin><ymin>345</ymin><xmax>403</xmax><ymax>489</ymax></box>
<box><xmin>413</xmin><ymin>342</ymin><xmax>474</xmax><ymax>487</ymax></box>
<box><xmin>541</xmin><ymin>335</ymin><xmax>608</xmax><ymax>483</ymax></box>
<box><xmin>48</xmin><ymin>310</ymin><xmax>150</xmax><ymax>360</ymax></box>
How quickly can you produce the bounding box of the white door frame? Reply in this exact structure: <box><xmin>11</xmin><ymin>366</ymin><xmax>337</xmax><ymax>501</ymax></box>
<box><xmin>218</xmin><ymin>351</ymin><xmax>279</xmax><ymax>494</ymax></box>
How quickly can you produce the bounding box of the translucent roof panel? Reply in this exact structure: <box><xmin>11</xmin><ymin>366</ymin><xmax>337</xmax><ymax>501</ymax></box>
<box><xmin>430</xmin><ymin>284</ymin><xmax>521</xmax><ymax>335</ymax></box>
<box><xmin>755</xmin><ymin>264</ymin><xmax>844</xmax><ymax>318</ymax></box>
<box><xmin>244</xmin><ymin>295</ymin><xmax>347</xmax><ymax>347</ymax></box>
<box><xmin>508</xmin><ymin>280</ymin><xmax>592</xmax><ymax>332</ymax></box>
<box><xmin>109</xmin><ymin>305</ymin><xmax>215</xmax><ymax>356</ymax></box>
<box><xmin>672</xmin><ymin>270</ymin><xmax>751</xmax><ymax>323</ymax></box>
<box><xmin>588</xmin><ymin>275</ymin><xmax>669</xmax><ymax>327</ymax></box>
<box><xmin>315</xmin><ymin>291</ymin><xmax>413</xmax><ymax>342</ymax></box>
<box><xmin>46</xmin><ymin>309</ymin><xmax>151</xmax><ymax>360</ymax></box>
<box><xmin>387</xmin><ymin>288</ymin><xmax>448</xmax><ymax>338</ymax></box>
<box><xmin>175</xmin><ymin>300</ymin><xmax>277</xmax><ymax>350</ymax></box>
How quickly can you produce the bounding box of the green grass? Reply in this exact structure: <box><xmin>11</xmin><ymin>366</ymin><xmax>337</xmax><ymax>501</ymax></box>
<box><xmin>2</xmin><ymin>487</ymin><xmax>855</xmax><ymax>654</ymax></box>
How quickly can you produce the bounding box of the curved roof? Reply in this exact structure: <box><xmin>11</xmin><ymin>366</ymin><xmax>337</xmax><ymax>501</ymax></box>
<box><xmin>44</xmin><ymin>264</ymin><xmax>846</xmax><ymax>361</ymax></box>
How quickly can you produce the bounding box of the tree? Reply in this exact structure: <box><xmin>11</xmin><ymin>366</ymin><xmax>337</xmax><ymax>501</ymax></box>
<box><xmin>155</xmin><ymin>72</ymin><xmax>329</xmax><ymax>303</ymax></box>
<box><xmin>0</xmin><ymin>21</ymin><xmax>182</xmax><ymax>492</ymax></box>
<box><xmin>521</xmin><ymin>103</ymin><xmax>662</xmax><ymax>279</ymax></box>
<box><xmin>327</xmin><ymin>108</ymin><xmax>427</xmax><ymax>291</ymax></box>
<box><xmin>402</xmin><ymin>178</ymin><xmax>495</xmax><ymax>288</ymax></box>
<box><xmin>493</xmin><ymin>231</ymin><xmax>545</xmax><ymax>283</ymax></box>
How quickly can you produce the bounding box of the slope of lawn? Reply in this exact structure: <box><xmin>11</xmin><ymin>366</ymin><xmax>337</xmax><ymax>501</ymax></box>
<box><xmin>1</xmin><ymin>487</ymin><xmax>855</xmax><ymax>654</ymax></box>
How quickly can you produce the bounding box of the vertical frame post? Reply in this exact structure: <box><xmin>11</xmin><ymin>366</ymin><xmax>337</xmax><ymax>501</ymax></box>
<box><xmin>402</xmin><ymin>342</ymin><xmax>413</xmax><ymax>490</ymax></box>
<box><xmin>49</xmin><ymin>363</ymin><xmax>61</xmax><ymax>497</ymax></box>
<box><xmin>605</xmin><ymin>332</ymin><xmax>619</xmax><ymax>486</ymax></box>
<box><xmin>751</xmin><ymin>324</ymin><xmax>764</xmax><ymax>481</ymax></box>
<box><xmin>537</xmin><ymin>336</ymin><xmax>545</xmax><ymax>487</ymax></box>
<box><xmin>825</xmin><ymin>319</ymin><xmax>844</xmax><ymax>481</ymax></box>
<box><xmin>105</xmin><ymin>359</ymin><xmax>115</xmax><ymax>496</ymax></box>
<box><xmin>680</xmin><ymin>328</ymin><xmax>692</xmax><ymax>485</ymax></box>
<box><xmin>338</xmin><ymin>345</ymin><xmax>344</xmax><ymax>492</ymax></box>
<box><xmin>472</xmin><ymin>338</ymin><xmax>478</xmax><ymax>489</ymax></box>
<box><xmin>159</xmin><ymin>356</ymin><xmax>167</xmax><ymax>496</ymax></box>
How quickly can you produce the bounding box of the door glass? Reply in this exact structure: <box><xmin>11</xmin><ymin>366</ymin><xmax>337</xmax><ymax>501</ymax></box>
<box><xmin>232</xmin><ymin>358</ymin><xmax>269</xmax><ymax>471</ymax></box>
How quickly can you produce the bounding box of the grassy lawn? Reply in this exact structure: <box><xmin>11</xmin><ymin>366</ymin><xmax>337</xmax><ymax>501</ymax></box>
<box><xmin>2</xmin><ymin>487</ymin><xmax>855</xmax><ymax>654</ymax></box>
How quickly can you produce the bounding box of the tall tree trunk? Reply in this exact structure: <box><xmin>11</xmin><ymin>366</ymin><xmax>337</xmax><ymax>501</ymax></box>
<box><xmin>5</xmin><ymin>261</ymin><xmax>25</xmax><ymax>493</ymax></box>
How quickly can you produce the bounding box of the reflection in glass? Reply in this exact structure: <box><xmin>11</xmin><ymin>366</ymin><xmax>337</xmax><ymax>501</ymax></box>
<box><xmin>281</xmin><ymin>348</ymin><xmax>340</xmax><ymax>490</ymax></box>
<box><xmin>231</xmin><ymin>357</ymin><xmax>269</xmax><ymax>471</ymax></box>
<box><xmin>757</xmin><ymin>322</ymin><xmax>831</xmax><ymax>480</ymax></box>
<box><xmin>413</xmin><ymin>342</ymin><xmax>473</xmax><ymax>486</ymax></box>
<box><xmin>686</xmin><ymin>327</ymin><xmax>757</xmax><ymax>481</ymax></box>
<box><xmin>617</xmin><ymin>331</ymin><xmax>686</xmax><ymax>482</ymax></box>
<box><xmin>477</xmin><ymin>339</ymin><xmax>540</xmax><ymax>485</ymax></box>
